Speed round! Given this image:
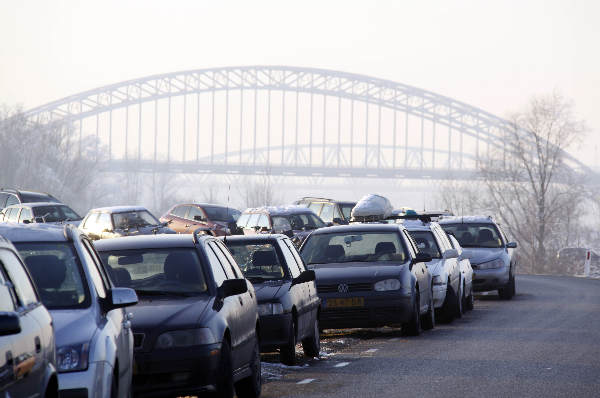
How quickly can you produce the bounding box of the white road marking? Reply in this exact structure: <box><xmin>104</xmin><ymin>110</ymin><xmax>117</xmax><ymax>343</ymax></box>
<box><xmin>334</xmin><ymin>362</ymin><xmax>350</xmax><ymax>368</ymax></box>
<box><xmin>297</xmin><ymin>378</ymin><xmax>316</xmax><ymax>384</ymax></box>
<box><xmin>364</xmin><ymin>348</ymin><xmax>379</xmax><ymax>353</ymax></box>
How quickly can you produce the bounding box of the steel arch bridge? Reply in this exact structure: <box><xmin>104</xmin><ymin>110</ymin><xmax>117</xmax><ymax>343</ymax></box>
<box><xmin>23</xmin><ymin>66</ymin><xmax>590</xmax><ymax>180</ymax></box>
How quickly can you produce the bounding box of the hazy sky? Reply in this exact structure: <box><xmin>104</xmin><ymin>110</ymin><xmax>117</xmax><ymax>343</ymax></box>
<box><xmin>2</xmin><ymin>0</ymin><xmax>599</xmax><ymax>164</ymax></box>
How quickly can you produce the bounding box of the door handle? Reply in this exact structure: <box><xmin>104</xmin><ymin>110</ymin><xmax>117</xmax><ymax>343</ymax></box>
<box><xmin>35</xmin><ymin>336</ymin><xmax>41</xmax><ymax>353</ymax></box>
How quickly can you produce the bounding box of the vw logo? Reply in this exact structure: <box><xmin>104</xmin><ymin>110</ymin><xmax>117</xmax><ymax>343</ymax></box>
<box><xmin>337</xmin><ymin>283</ymin><xmax>349</xmax><ymax>293</ymax></box>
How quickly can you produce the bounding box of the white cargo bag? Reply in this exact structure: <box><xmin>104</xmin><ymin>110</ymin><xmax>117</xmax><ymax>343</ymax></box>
<box><xmin>350</xmin><ymin>194</ymin><xmax>394</xmax><ymax>220</ymax></box>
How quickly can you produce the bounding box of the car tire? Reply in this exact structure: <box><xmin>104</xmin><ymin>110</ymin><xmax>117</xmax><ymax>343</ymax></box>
<box><xmin>440</xmin><ymin>284</ymin><xmax>457</xmax><ymax>323</ymax></box>
<box><xmin>235</xmin><ymin>336</ymin><xmax>262</xmax><ymax>398</ymax></box>
<box><xmin>421</xmin><ymin>288</ymin><xmax>435</xmax><ymax>331</ymax></box>
<box><xmin>465</xmin><ymin>287</ymin><xmax>474</xmax><ymax>311</ymax></box>
<box><xmin>498</xmin><ymin>273</ymin><xmax>515</xmax><ymax>300</ymax></box>
<box><xmin>280</xmin><ymin>320</ymin><xmax>297</xmax><ymax>365</ymax></box>
<box><xmin>110</xmin><ymin>372</ymin><xmax>118</xmax><ymax>398</ymax></box>
<box><xmin>302</xmin><ymin>317</ymin><xmax>320</xmax><ymax>358</ymax></box>
<box><xmin>402</xmin><ymin>290</ymin><xmax>421</xmax><ymax>336</ymax></box>
<box><xmin>455</xmin><ymin>282</ymin><xmax>463</xmax><ymax>318</ymax></box>
<box><xmin>216</xmin><ymin>339</ymin><xmax>235</xmax><ymax>398</ymax></box>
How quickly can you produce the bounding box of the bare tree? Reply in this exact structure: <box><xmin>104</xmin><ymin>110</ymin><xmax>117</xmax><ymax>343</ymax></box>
<box><xmin>237</xmin><ymin>171</ymin><xmax>281</xmax><ymax>209</ymax></box>
<box><xmin>479</xmin><ymin>93</ymin><xmax>587</xmax><ymax>273</ymax></box>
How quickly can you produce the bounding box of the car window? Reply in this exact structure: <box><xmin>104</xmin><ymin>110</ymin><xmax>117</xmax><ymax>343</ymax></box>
<box><xmin>188</xmin><ymin>206</ymin><xmax>204</xmax><ymax>221</ymax></box>
<box><xmin>79</xmin><ymin>243</ymin><xmax>107</xmax><ymax>299</ymax></box>
<box><xmin>402</xmin><ymin>230</ymin><xmax>418</xmax><ymax>257</ymax></box>
<box><xmin>15</xmin><ymin>242</ymin><xmax>91</xmax><ymax>309</ymax></box>
<box><xmin>409</xmin><ymin>231</ymin><xmax>442</xmax><ymax>259</ymax></box>
<box><xmin>32</xmin><ymin>205</ymin><xmax>81</xmax><ymax>222</ymax></box>
<box><xmin>0</xmin><ymin>248</ymin><xmax>39</xmax><ymax>308</ymax></box>
<box><xmin>204</xmin><ymin>245</ymin><xmax>228</xmax><ymax>286</ymax></box>
<box><xmin>207</xmin><ymin>242</ymin><xmax>235</xmax><ymax>279</ymax></box>
<box><xmin>441</xmin><ymin>223</ymin><xmax>503</xmax><ymax>248</ymax></box>
<box><xmin>448</xmin><ymin>234</ymin><xmax>463</xmax><ymax>255</ymax></box>
<box><xmin>246</xmin><ymin>213</ymin><xmax>260</xmax><ymax>228</ymax></box>
<box><xmin>236</xmin><ymin>213</ymin><xmax>250</xmax><ymax>228</ymax></box>
<box><xmin>280</xmin><ymin>242</ymin><xmax>301</xmax><ymax>277</ymax></box>
<box><xmin>283</xmin><ymin>238</ymin><xmax>305</xmax><ymax>272</ymax></box>
<box><xmin>211</xmin><ymin>241</ymin><xmax>241</xmax><ymax>278</ymax></box>
<box><xmin>320</xmin><ymin>204</ymin><xmax>334</xmax><ymax>222</ymax></box>
<box><xmin>5</xmin><ymin>194</ymin><xmax>19</xmax><ymax>207</ymax></box>
<box><xmin>19</xmin><ymin>207</ymin><xmax>33</xmax><ymax>223</ymax></box>
<box><xmin>203</xmin><ymin>205</ymin><xmax>240</xmax><ymax>223</ymax></box>
<box><xmin>172</xmin><ymin>205</ymin><xmax>189</xmax><ymax>218</ymax></box>
<box><xmin>0</xmin><ymin>193</ymin><xmax>8</xmax><ymax>208</ymax></box>
<box><xmin>82</xmin><ymin>213</ymin><xmax>99</xmax><ymax>229</ymax></box>
<box><xmin>432</xmin><ymin>227</ymin><xmax>451</xmax><ymax>252</ymax></box>
<box><xmin>112</xmin><ymin>210</ymin><xmax>159</xmax><ymax>229</ymax></box>
<box><xmin>215</xmin><ymin>241</ymin><xmax>244</xmax><ymax>277</ymax></box>
<box><xmin>226</xmin><ymin>241</ymin><xmax>287</xmax><ymax>281</ymax></box>
<box><xmin>339</xmin><ymin>204</ymin><xmax>355</xmax><ymax>221</ymax></box>
<box><xmin>308</xmin><ymin>202</ymin><xmax>322</xmax><ymax>215</ymax></box>
<box><xmin>332</xmin><ymin>205</ymin><xmax>343</xmax><ymax>220</ymax></box>
<box><xmin>0</xmin><ymin>260</ymin><xmax>17</xmax><ymax>311</ymax></box>
<box><xmin>99</xmin><ymin>247</ymin><xmax>208</xmax><ymax>294</ymax></box>
<box><xmin>97</xmin><ymin>213</ymin><xmax>112</xmax><ymax>231</ymax></box>
<box><xmin>82</xmin><ymin>239</ymin><xmax>112</xmax><ymax>288</ymax></box>
<box><xmin>7</xmin><ymin>207</ymin><xmax>20</xmax><ymax>223</ymax></box>
<box><xmin>257</xmin><ymin>214</ymin><xmax>270</xmax><ymax>229</ymax></box>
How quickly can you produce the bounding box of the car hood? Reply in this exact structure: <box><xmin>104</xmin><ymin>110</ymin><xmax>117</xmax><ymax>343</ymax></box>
<box><xmin>47</xmin><ymin>220</ymin><xmax>81</xmax><ymax>227</ymax></box>
<box><xmin>309</xmin><ymin>262</ymin><xmax>409</xmax><ymax>284</ymax></box>
<box><xmin>51</xmin><ymin>308</ymin><xmax>98</xmax><ymax>348</ymax></box>
<box><xmin>252</xmin><ymin>281</ymin><xmax>288</xmax><ymax>303</ymax></box>
<box><xmin>461</xmin><ymin>247</ymin><xmax>505</xmax><ymax>265</ymax></box>
<box><xmin>130</xmin><ymin>296</ymin><xmax>211</xmax><ymax>331</ymax></box>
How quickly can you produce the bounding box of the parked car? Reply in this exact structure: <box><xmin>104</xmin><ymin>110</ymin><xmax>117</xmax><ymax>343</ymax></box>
<box><xmin>293</xmin><ymin>197</ymin><xmax>356</xmax><ymax>225</ymax></box>
<box><xmin>0</xmin><ymin>234</ymin><xmax>57</xmax><ymax>397</ymax></box>
<box><xmin>299</xmin><ymin>223</ymin><xmax>434</xmax><ymax>335</ymax></box>
<box><xmin>237</xmin><ymin>206</ymin><xmax>326</xmax><ymax>247</ymax></box>
<box><xmin>160</xmin><ymin>203</ymin><xmax>241</xmax><ymax>236</ymax></box>
<box><xmin>224</xmin><ymin>234</ymin><xmax>321</xmax><ymax>365</ymax></box>
<box><xmin>439</xmin><ymin>216</ymin><xmax>518</xmax><ymax>300</ymax></box>
<box><xmin>1</xmin><ymin>202</ymin><xmax>82</xmax><ymax>226</ymax></box>
<box><xmin>95</xmin><ymin>233</ymin><xmax>261</xmax><ymax>398</ymax></box>
<box><xmin>556</xmin><ymin>247</ymin><xmax>600</xmax><ymax>274</ymax></box>
<box><xmin>0</xmin><ymin>188</ymin><xmax>61</xmax><ymax>208</ymax></box>
<box><xmin>404</xmin><ymin>219</ymin><xmax>462</xmax><ymax>321</ymax></box>
<box><xmin>0</xmin><ymin>223</ymin><xmax>139</xmax><ymax>397</ymax></box>
<box><xmin>80</xmin><ymin>206</ymin><xmax>175</xmax><ymax>240</ymax></box>
<box><xmin>447</xmin><ymin>232</ymin><xmax>474</xmax><ymax>311</ymax></box>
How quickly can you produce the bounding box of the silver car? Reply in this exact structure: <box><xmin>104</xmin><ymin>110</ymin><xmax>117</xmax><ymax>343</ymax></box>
<box><xmin>0</xmin><ymin>223</ymin><xmax>138</xmax><ymax>397</ymax></box>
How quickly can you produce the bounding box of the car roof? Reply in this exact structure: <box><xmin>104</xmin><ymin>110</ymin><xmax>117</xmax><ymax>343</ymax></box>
<box><xmin>94</xmin><ymin>234</ymin><xmax>212</xmax><ymax>251</ymax></box>
<box><xmin>0</xmin><ymin>223</ymin><xmax>69</xmax><ymax>243</ymax></box>
<box><xmin>222</xmin><ymin>234</ymin><xmax>287</xmax><ymax>243</ymax></box>
<box><xmin>402</xmin><ymin>219</ymin><xmax>440</xmax><ymax>232</ymax></box>
<box><xmin>309</xmin><ymin>223</ymin><xmax>404</xmax><ymax>235</ymax></box>
<box><xmin>244</xmin><ymin>205</ymin><xmax>316</xmax><ymax>216</ymax></box>
<box><xmin>438</xmin><ymin>215</ymin><xmax>496</xmax><ymax>224</ymax></box>
<box><xmin>89</xmin><ymin>205</ymin><xmax>150</xmax><ymax>214</ymax></box>
<box><xmin>5</xmin><ymin>202</ymin><xmax>69</xmax><ymax>209</ymax></box>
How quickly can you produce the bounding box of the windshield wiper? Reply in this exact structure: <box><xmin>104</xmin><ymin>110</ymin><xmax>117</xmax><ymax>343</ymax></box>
<box><xmin>135</xmin><ymin>289</ymin><xmax>199</xmax><ymax>297</ymax></box>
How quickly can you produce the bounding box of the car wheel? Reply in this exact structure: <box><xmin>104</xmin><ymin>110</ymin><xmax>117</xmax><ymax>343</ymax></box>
<box><xmin>302</xmin><ymin>317</ymin><xmax>321</xmax><ymax>358</ymax></box>
<box><xmin>235</xmin><ymin>336</ymin><xmax>261</xmax><ymax>398</ymax></box>
<box><xmin>421</xmin><ymin>288</ymin><xmax>435</xmax><ymax>331</ymax></box>
<box><xmin>466</xmin><ymin>287</ymin><xmax>474</xmax><ymax>311</ymax></box>
<box><xmin>440</xmin><ymin>284</ymin><xmax>457</xmax><ymax>323</ymax></box>
<box><xmin>455</xmin><ymin>282</ymin><xmax>463</xmax><ymax>318</ymax></box>
<box><xmin>216</xmin><ymin>339</ymin><xmax>235</xmax><ymax>398</ymax></box>
<box><xmin>498</xmin><ymin>273</ymin><xmax>515</xmax><ymax>300</ymax></box>
<box><xmin>110</xmin><ymin>372</ymin><xmax>118</xmax><ymax>398</ymax></box>
<box><xmin>402</xmin><ymin>290</ymin><xmax>421</xmax><ymax>336</ymax></box>
<box><xmin>280</xmin><ymin>320</ymin><xmax>297</xmax><ymax>365</ymax></box>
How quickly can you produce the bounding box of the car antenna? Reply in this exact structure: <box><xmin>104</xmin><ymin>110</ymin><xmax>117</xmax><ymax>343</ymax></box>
<box><xmin>224</xmin><ymin>184</ymin><xmax>230</xmax><ymax>244</ymax></box>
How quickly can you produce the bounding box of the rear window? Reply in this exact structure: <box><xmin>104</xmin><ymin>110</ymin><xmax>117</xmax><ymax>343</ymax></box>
<box><xmin>408</xmin><ymin>231</ymin><xmax>441</xmax><ymax>259</ymax></box>
<box><xmin>441</xmin><ymin>223</ymin><xmax>503</xmax><ymax>248</ymax></box>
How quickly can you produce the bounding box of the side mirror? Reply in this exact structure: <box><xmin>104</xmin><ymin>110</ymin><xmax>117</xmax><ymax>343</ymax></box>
<box><xmin>326</xmin><ymin>222</ymin><xmax>334</xmax><ymax>227</ymax></box>
<box><xmin>332</xmin><ymin>218</ymin><xmax>343</xmax><ymax>225</ymax></box>
<box><xmin>35</xmin><ymin>217</ymin><xmax>45</xmax><ymax>223</ymax></box>
<box><xmin>412</xmin><ymin>252</ymin><xmax>432</xmax><ymax>264</ymax></box>
<box><xmin>22</xmin><ymin>219</ymin><xmax>31</xmax><ymax>224</ymax></box>
<box><xmin>506</xmin><ymin>242</ymin><xmax>517</xmax><ymax>249</ymax></box>
<box><xmin>194</xmin><ymin>215</ymin><xmax>205</xmax><ymax>222</ymax></box>
<box><xmin>219</xmin><ymin>279</ymin><xmax>248</xmax><ymax>298</ymax></box>
<box><xmin>0</xmin><ymin>312</ymin><xmax>21</xmax><ymax>336</ymax></box>
<box><xmin>292</xmin><ymin>270</ymin><xmax>316</xmax><ymax>286</ymax></box>
<box><xmin>107</xmin><ymin>287</ymin><xmax>138</xmax><ymax>310</ymax></box>
<box><xmin>260</xmin><ymin>226</ymin><xmax>269</xmax><ymax>233</ymax></box>
<box><xmin>443</xmin><ymin>249</ymin><xmax>458</xmax><ymax>259</ymax></box>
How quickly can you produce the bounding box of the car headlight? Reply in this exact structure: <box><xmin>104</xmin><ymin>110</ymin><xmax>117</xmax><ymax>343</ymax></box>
<box><xmin>477</xmin><ymin>258</ymin><xmax>504</xmax><ymax>270</ymax></box>
<box><xmin>257</xmin><ymin>303</ymin><xmax>284</xmax><ymax>316</ymax></box>
<box><xmin>155</xmin><ymin>328</ymin><xmax>217</xmax><ymax>349</ymax></box>
<box><xmin>57</xmin><ymin>343</ymin><xmax>89</xmax><ymax>373</ymax></box>
<box><xmin>374</xmin><ymin>279</ymin><xmax>401</xmax><ymax>291</ymax></box>
<box><xmin>432</xmin><ymin>275</ymin><xmax>446</xmax><ymax>286</ymax></box>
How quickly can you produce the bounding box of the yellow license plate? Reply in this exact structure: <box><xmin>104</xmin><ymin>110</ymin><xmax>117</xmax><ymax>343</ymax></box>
<box><xmin>326</xmin><ymin>297</ymin><xmax>364</xmax><ymax>308</ymax></box>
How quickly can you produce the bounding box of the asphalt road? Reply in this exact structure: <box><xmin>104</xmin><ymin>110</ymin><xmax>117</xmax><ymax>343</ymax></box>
<box><xmin>260</xmin><ymin>275</ymin><xmax>600</xmax><ymax>398</ymax></box>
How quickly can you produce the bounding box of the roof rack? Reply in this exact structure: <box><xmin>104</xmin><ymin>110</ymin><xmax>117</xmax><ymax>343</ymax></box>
<box><xmin>0</xmin><ymin>188</ymin><xmax>19</xmax><ymax>194</ymax></box>
<box><xmin>393</xmin><ymin>214</ymin><xmax>433</xmax><ymax>223</ymax></box>
<box><xmin>299</xmin><ymin>196</ymin><xmax>334</xmax><ymax>202</ymax></box>
<box><xmin>192</xmin><ymin>227</ymin><xmax>216</xmax><ymax>243</ymax></box>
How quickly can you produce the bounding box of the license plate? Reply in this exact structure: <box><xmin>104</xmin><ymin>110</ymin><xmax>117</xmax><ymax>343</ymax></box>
<box><xmin>325</xmin><ymin>297</ymin><xmax>364</xmax><ymax>308</ymax></box>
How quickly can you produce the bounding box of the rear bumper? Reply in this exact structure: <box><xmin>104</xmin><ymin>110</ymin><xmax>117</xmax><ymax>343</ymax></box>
<box><xmin>472</xmin><ymin>267</ymin><xmax>510</xmax><ymax>291</ymax></box>
<box><xmin>259</xmin><ymin>313</ymin><xmax>293</xmax><ymax>351</ymax></box>
<box><xmin>132</xmin><ymin>343</ymin><xmax>221</xmax><ymax>397</ymax></box>
<box><xmin>319</xmin><ymin>294</ymin><xmax>412</xmax><ymax>329</ymax></box>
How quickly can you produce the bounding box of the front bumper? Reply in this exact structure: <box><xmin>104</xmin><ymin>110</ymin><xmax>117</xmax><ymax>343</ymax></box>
<box><xmin>59</xmin><ymin>361</ymin><xmax>111</xmax><ymax>398</ymax></box>
<box><xmin>319</xmin><ymin>293</ymin><xmax>412</xmax><ymax>329</ymax></box>
<box><xmin>259</xmin><ymin>313</ymin><xmax>293</xmax><ymax>351</ymax></box>
<box><xmin>132</xmin><ymin>343</ymin><xmax>221</xmax><ymax>397</ymax></box>
<box><xmin>471</xmin><ymin>266</ymin><xmax>509</xmax><ymax>291</ymax></box>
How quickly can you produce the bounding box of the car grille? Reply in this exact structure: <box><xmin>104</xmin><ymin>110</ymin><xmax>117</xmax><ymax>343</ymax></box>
<box><xmin>317</xmin><ymin>282</ymin><xmax>372</xmax><ymax>294</ymax></box>
<box><xmin>133</xmin><ymin>333</ymin><xmax>145</xmax><ymax>348</ymax></box>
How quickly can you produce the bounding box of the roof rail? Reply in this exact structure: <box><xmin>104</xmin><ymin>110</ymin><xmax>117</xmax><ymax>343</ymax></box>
<box><xmin>393</xmin><ymin>214</ymin><xmax>433</xmax><ymax>223</ymax></box>
<box><xmin>299</xmin><ymin>196</ymin><xmax>334</xmax><ymax>202</ymax></box>
<box><xmin>0</xmin><ymin>188</ymin><xmax>19</xmax><ymax>194</ymax></box>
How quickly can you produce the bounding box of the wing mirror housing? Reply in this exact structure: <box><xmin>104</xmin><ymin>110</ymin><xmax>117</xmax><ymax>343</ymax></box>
<box><xmin>218</xmin><ymin>279</ymin><xmax>248</xmax><ymax>299</ymax></box>
<box><xmin>0</xmin><ymin>312</ymin><xmax>21</xmax><ymax>336</ymax></box>
<box><xmin>106</xmin><ymin>287</ymin><xmax>138</xmax><ymax>311</ymax></box>
<box><xmin>292</xmin><ymin>270</ymin><xmax>316</xmax><ymax>286</ymax></box>
<box><xmin>506</xmin><ymin>242</ymin><xmax>517</xmax><ymax>249</ymax></box>
<box><xmin>332</xmin><ymin>218</ymin><xmax>343</xmax><ymax>225</ymax></box>
<box><xmin>443</xmin><ymin>249</ymin><xmax>459</xmax><ymax>259</ymax></box>
<box><xmin>412</xmin><ymin>252</ymin><xmax>432</xmax><ymax>264</ymax></box>
<box><xmin>193</xmin><ymin>215</ymin><xmax>206</xmax><ymax>222</ymax></box>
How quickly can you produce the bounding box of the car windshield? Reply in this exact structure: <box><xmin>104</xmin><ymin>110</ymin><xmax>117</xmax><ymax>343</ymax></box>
<box><xmin>112</xmin><ymin>210</ymin><xmax>159</xmax><ymax>229</ymax></box>
<box><xmin>32</xmin><ymin>205</ymin><xmax>81</xmax><ymax>222</ymax></box>
<box><xmin>272</xmin><ymin>213</ymin><xmax>325</xmax><ymax>231</ymax></box>
<box><xmin>300</xmin><ymin>231</ymin><xmax>408</xmax><ymax>265</ymax></box>
<box><xmin>19</xmin><ymin>193</ymin><xmax>60</xmax><ymax>203</ymax></box>
<box><xmin>15</xmin><ymin>242</ymin><xmax>90</xmax><ymax>310</ymax></box>
<box><xmin>98</xmin><ymin>248</ymin><xmax>208</xmax><ymax>295</ymax></box>
<box><xmin>203</xmin><ymin>206</ymin><xmax>241</xmax><ymax>222</ymax></box>
<box><xmin>340</xmin><ymin>204</ymin><xmax>355</xmax><ymax>220</ymax></box>
<box><xmin>226</xmin><ymin>242</ymin><xmax>287</xmax><ymax>282</ymax></box>
<box><xmin>441</xmin><ymin>223</ymin><xmax>503</xmax><ymax>248</ymax></box>
<box><xmin>408</xmin><ymin>231</ymin><xmax>442</xmax><ymax>259</ymax></box>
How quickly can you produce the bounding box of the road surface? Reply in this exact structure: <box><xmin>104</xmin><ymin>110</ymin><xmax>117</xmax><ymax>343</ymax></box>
<box><xmin>260</xmin><ymin>275</ymin><xmax>600</xmax><ymax>398</ymax></box>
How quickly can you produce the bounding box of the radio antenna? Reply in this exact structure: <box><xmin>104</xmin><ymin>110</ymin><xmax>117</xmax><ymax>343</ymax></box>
<box><xmin>224</xmin><ymin>184</ymin><xmax>231</xmax><ymax>243</ymax></box>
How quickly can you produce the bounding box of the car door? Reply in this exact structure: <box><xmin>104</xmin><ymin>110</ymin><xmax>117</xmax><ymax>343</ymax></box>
<box><xmin>0</xmin><ymin>264</ymin><xmax>18</xmax><ymax>391</ymax></box>
<box><xmin>402</xmin><ymin>230</ymin><xmax>429</xmax><ymax>312</ymax></box>
<box><xmin>169</xmin><ymin>205</ymin><xmax>190</xmax><ymax>233</ymax></box>
<box><xmin>185</xmin><ymin>206</ymin><xmax>209</xmax><ymax>234</ymax></box>
<box><xmin>434</xmin><ymin>226</ymin><xmax>460</xmax><ymax>292</ymax></box>
<box><xmin>0</xmin><ymin>248</ymin><xmax>46</xmax><ymax>397</ymax></box>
